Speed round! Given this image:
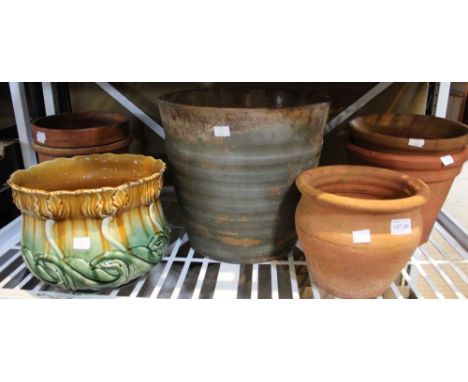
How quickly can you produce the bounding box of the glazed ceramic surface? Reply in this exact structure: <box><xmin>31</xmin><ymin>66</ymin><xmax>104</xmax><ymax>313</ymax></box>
<box><xmin>8</xmin><ymin>154</ymin><xmax>169</xmax><ymax>291</ymax></box>
<box><xmin>159</xmin><ymin>88</ymin><xmax>330</xmax><ymax>263</ymax></box>
<box><xmin>350</xmin><ymin>113</ymin><xmax>468</xmax><ymax>154</ymax></box>
<box><xmin>347</xmin><ymin>141</ymin><xmax>467</xmax><ymax>243</ymax></box>
<box><xmin>296</xmin><ymin>165</ymin><xmax>430</xmax><ymax>298</ymax></box>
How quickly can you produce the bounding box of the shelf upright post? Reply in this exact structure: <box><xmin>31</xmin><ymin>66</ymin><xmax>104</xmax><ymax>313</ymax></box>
<box><xmin>42</xmin><ymin>82</ymin><xmax>57</xmax><ymax>116</ymax></box>
<box><xmin>8</xmin><ymin>82</ymin><xmax>37</xmax><ymax>168</ymax></box>
<box><xmin>434</xmin><ymin>82</ymin><xmax>451</xmax><ymax>118</ymax></box>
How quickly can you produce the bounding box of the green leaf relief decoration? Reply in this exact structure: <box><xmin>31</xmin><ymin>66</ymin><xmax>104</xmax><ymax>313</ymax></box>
<box><xmin>21</xmin><ymin>206</ymin><xmax>170</xmax><ymax>291</ymax></box>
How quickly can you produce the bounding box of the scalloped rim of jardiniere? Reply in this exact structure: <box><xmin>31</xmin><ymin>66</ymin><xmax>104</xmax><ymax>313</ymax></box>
<box><xmin>349</xmin><ymin>113</ymin><xmax>468</xmax><ymax>153</ymax></box>
<box><xmin>158</xmin><ymin>87</ymin><xmax>331</xmax><ymax>111</ymax></box>
<box><xmin>8</xmin><ymin>153</ymin><xmax>166</xmax><ymax>197</ymax></box>
<box><xmin>296</xmin><ymin>165</ymin><xmax>430</xmax><ymax>214</ymax></box>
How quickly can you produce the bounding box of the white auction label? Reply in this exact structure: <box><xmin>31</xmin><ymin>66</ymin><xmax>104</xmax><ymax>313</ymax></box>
<box><xmin>36</xmin><ymin>131</ymin><xmax>46</xmax><ymax>144</ymax></box>
<box><xmin>440</xmin><ymin>155</ymin><xmax>454</xmax><ymax>166</ymax></box>
<box><xmin>213</xmin><ymin>125</ymin><xmax>231</xmax><ymax>137</ymax></box>
<box><xmin>390</xmin><ymin>218</ymin><xmax>412</xmax><ymax>235</ymax></box>
<box><xmin>352</xmin><ymin>229</ymin><xmax>371</xmax><ymax>244</ymax></box>
<box><xmin>73</xmin><ymin>237</ymin><xmax>91</xmax><ymax>250</ymax></box>
<box><xmin>408</xmin><ymin>138</ymin><xmax>425</xmax><ymax>148</ymax></box>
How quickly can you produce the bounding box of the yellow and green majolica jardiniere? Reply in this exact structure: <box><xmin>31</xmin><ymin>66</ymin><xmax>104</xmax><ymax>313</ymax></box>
<box><xmin>8</xmin><ymin>154</ymin><xmax>170</xmax><ymax>291</ymax></box>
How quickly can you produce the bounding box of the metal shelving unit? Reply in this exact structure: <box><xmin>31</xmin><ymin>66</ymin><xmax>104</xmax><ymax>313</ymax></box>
<box><xmin>2</xmin><ymin>82</ymin><xmax>466</xmax><ymax>299</ymax></box>
<box><xmin>0</xmin><ymin>196</ymin><xmax>467</xmax><ymax>299</ymax></box>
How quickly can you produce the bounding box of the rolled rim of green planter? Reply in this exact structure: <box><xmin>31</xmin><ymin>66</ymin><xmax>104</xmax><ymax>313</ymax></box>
<box><xmin>350</xmin><ymin>113</ymin><xmax>468</xmax><ymax>153</ymax></box>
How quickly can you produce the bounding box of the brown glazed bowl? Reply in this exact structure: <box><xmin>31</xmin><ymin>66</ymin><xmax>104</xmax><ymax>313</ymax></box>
<box><xmin>350</xmin><ymin>113</ymin><xmax>468</xmax><ymax>154</ymax></box>
<box><xmin>347</xmin><ymin>141</ymin><xmax>467</xmax><ymax>243</ymax></box>
<box><xmin>32</xmin><ymin>112</ymin><xmax>130</xmax><ymax>148</ymax></box>
<box><xmin>295</xmin><ymin>165</ymin><xmax>430</xmax><ymax>298</ymax></box>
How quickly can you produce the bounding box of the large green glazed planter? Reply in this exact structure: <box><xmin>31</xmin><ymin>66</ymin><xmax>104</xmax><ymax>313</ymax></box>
<box><xmin>8</xmin><ymin>153</ymin><xmax>170</xmax><ymax>291</ymax></box>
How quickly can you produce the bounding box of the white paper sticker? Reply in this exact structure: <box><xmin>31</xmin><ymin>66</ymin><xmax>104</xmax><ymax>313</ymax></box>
<box><xmin>408</xmin><ymin>138</ymin><xmax>425</xmax><ymax>148</ymax></box>
<box><xmin>73</xmin><ymin>237</ymin><xmax>91</xmax><ymax>250</ymax></box>
<box><xmin>440</xmin><ymin>155</ymin><xmax>454</xmax><ymax>166</ymax></box>
<box><xmin>213</xmin><ymin>125</ymin><xmax>230</xmax><ymax>137</ymax></box>
<box><xmin>390</xmin><ymin>218</ymin><xmax>412</xmax><ymax>235</ymax></box>
<box><xmin>352</xmin><ymin>229</ymin><xmax>371</xmax><ymax>244</ymax></box>
<box><xmin>36</xmin><ymin>131</ymin><xmax>46</xmax><ymax>144</ymax></box>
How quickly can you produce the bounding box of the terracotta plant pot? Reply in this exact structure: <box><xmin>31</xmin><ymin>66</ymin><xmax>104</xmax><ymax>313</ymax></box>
<box><xmin>32</xmin><ymin>112</ymin><xmax>130</xmax><ymax>148</ymax></box>
<box><xmin>8</xmin><ymin>154</ymin><xmax>169</xmax><ymax>291</ymax></box>
<box><xmin>295</xmin><ymin>165</ymin><xmax>430</xmax><ymax>299</ymax></box>
<box><xmin>32</xmin><ymin>135</ymin><xmax>133</xmax><ymax>162</ymax></box>
<box><xmin>347</xmin><ymin>141</ymin><xmax>467</xmax><ymax>243</ymax></box>
<box><xmin>350</xmin><ymin>113</ymin><xmax>468</xmax><ymax>154</ymax></box>
<box><xmin>31</xmin><ymin>112</ymin><xmax>131</xmax><ymax>163</ymax></box>
<box><xmin>159</xmin><ymin>88</ymin><xmax>330</xmax><ymax>263</ymax></box>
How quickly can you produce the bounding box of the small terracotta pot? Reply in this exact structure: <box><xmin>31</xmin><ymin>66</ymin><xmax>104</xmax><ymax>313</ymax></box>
<box><xmin>295</xmin><ymin>165</ymin><xmax>430</xmax><ymax>299</ymax></box>
<box><xmin>350</xmin><ymin>113</ymin><xmax>468</xmax><ymax>154</ymax></box>
<box><xmin>32</xmin><ymin>112</ymin><xmax>130</xmax><ymax>148</ymax></box>
<box><xmin>347</xmin><ymin>141</ymin><xmax>467</xmax><ymax>243</ymax></box>
<box><xmin>32</xmin><ymin>135</ymin><xmax>133</xmax><ymax>163</ymax></box>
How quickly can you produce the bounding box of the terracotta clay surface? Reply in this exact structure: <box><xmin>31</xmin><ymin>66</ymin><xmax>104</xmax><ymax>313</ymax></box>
<box><xmin>295</xmin><ymin>165</ymin><xmax>430</xmax><ymax>298</ymax></box>
<box><xmin>347</xmin><ymin>141</ymin><xmax>467</xmax><ymax>243</ymax></box>
<box><xmin>32</xmin><ymin>135</ymin><xmax>133</xmax><ymax>162</ymax></box>
<box><xmin>32</xmin><ymin>112</ymin><xmax>130</xmax><ymax>148</ymax></box>
<box><xmin>350</xmin><ymin>113</ymin><xmax>468</xmax><ymax>154</ymax></box>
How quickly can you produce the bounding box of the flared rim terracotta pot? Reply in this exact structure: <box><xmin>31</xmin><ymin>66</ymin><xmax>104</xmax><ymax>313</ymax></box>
<box><xmin>32</xmin><ymin>135</ymin><xmax>133</xmax><ymax>162</ymax></box>
<box><xmin>32</xmin><ymin>111</ymin><xmax>130</xmax><ymax>148</ymax></box>
<box><xmin>347</xmin><ymin>141</ymin><xmax>467</xmax><ymax>243</ymax></box>
<box><xmin>295</xmin><ymin>165</ymin><xmax>430</xmax><ymax>298</ymax></box>
<box><xmin>8</xmin><ymin>153</ymin><xmax>169</xmax><ymax>291</ymax></box>
<box><xmin>350</xmin><ymin>113</ymin><xmax>468</xmax><ymax>154</ymax></box>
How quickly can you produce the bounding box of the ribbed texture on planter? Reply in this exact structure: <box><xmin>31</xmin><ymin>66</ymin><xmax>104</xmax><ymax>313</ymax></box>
<box><xmin>159</xmin><ymin>88</ymin><xmax>330</xmax><ymax>263</ymax></box>
<box><xmin>296</xmin><ymin>165</ymin><xmax>430</xmax><ymax>299</ymax></box>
